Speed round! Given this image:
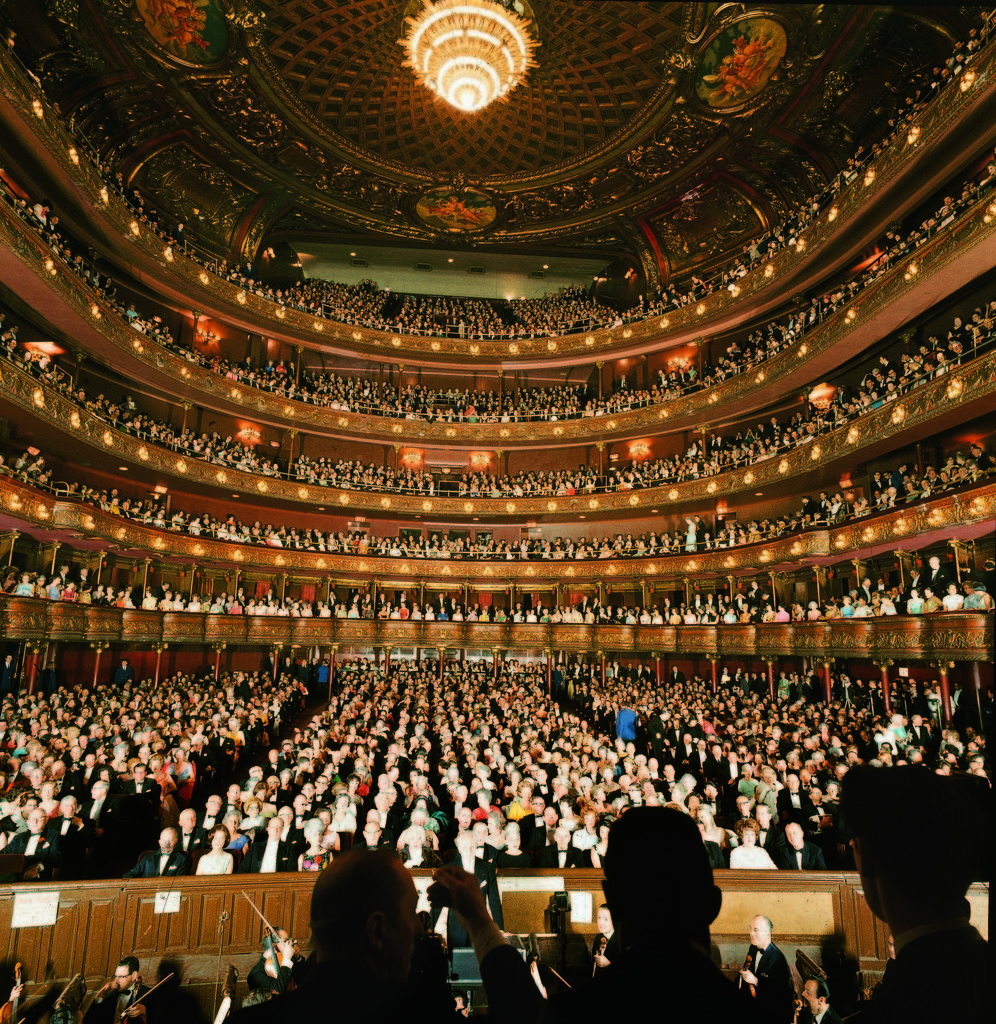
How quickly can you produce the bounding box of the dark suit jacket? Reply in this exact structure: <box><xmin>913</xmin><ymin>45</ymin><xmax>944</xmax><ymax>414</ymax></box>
<box><xmin>177</xmin><ymin>826</ymin><xmax>208</xmax><ymax>854</ymax></box>
<box><xmin>539</xmin><ymin>846</ymin><xmax>584</xmax><ymax>869</ymax></box>
<box><xmin>746</xmin><ymin>941</ymin><xmax>794</xmax><ymax>1023</ymax></box>
<box><xmin>82</xmin><ymin>984</ymin><xmax>151</xmax><ymax>1024</ymax></box>
<box><xmin>777</xmin><ymin>841</ymin><xmax>827</xmax><ymax>870</ymax></box>
<box><xmin>81</xmin><ymin>797</ymin><xmax>119</xmax><ymax>835</ymax></box>
<box><xmin>123</xmin><ymin>849</ymin><xmax>190</xmax><ymax>878</ymax></box>
<box><xmin>238</xmin><ymin>839</ymin><xmax>297</xmax><ymax>873</ymax></box>
<box><xmin>119</xmin><ymin>780</ymin><xmax>160</xmax><ymax>817</ymax></box>
<box><xmin>777</xmin><ymin>789</ymin><xmax>815</xmax><ymax>825</ymax></box>
<box><xmin>846</xmin><ymin>924</ymin><xmax>988</xmax><ymax>1023</ymax></box>
<box><xmin>797</xmin><ymin>1008</ymin><xmax>843</xmax><ymax>1024</ymax></box>
<box><xmin>46</xmin><ymin>816</ymin><xmax>92</xmax><ymax>873</ymax></box>
<box><xmin>5</xmin><ymin>830</ymin><xmax>61</xmax><ymax>874</ymax></box>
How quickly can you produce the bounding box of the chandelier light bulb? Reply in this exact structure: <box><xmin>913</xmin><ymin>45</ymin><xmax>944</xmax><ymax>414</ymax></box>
<box><xmin>402</xmin><ymin>0</ymin><xmax>539</xmax><ymax>113</ymax></box>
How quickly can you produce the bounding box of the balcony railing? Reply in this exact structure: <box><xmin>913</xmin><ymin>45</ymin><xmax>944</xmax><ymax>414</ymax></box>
<box><xmin>0</xmin><ymin>597</ymin><xmax>989</xmax><ymax>660</ymax></box>
<box><xmin>3</xmin><ymin>159</ymin><xmax>996</xmax><ymax>450</ymax></box>
<box><xmin>1</xmin><ymin>346</ymin><xmax>994</xmax><ymax>519</ymax></box>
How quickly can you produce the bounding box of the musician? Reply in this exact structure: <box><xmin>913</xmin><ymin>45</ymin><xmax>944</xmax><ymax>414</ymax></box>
<box><xmin>236</xmin><ymin>849</ymin><xmax>452</xmax><ymax>1022</ymax></box>
<box><xmin>591</xmin><ymin>904</ymin><xmax>620</xmax><ymax>977</ymax></box>
<box><xmin>795</xmin><ymin>978</ymin><xmax>843</xmax><ymax>1024</ymax></box>
<box><xmin>740</xmin><ymin>915</ymin><xmax>794</xmax><ymax>1023</ymax></box>
<box><xmin>246</xmin><ymin>930</ymin><xmax>300</xmax><ymax>995</ymax></box>
<box><xmin>432</xmin><ymin>807</ymin><xmax>766</xmax><ymax>1023</ymax></box>
<box><xmin>82</xmin><ymin>956</ymin><xmax>149</xmax><ymax>1024</ymax></box>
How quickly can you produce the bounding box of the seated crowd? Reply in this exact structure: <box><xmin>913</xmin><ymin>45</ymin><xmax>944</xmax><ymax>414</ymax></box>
<box><xmin>0</xmin><ymin>651</ymin><xmax>988</xmax><ymax>884</ymax></box>
<box><xmin>0</xmin><ymin>431</ymin><xmax>992</xmax><ymax>615</ymax></box>
<box><xmin>6</xmin><ymin>544</ymin><xmax>990</xmax><ymax>622</ymax></box>
<box><xmin>2</xmin><ymin>296</ymin><xmax>991</xmax><ymax>512</ymax></box>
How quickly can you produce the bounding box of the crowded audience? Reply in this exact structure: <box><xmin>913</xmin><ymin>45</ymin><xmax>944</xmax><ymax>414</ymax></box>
<box><xmin>0</xmin><ymin>652</ymin><xmax>988</xmax><ymax>885</ymax></box>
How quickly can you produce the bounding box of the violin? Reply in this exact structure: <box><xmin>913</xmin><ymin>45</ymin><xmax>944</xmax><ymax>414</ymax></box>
<box><xmin>592</xmin><ymin>934</ymin><xmax>608</xmax><ymax>977</ymax></box>
<box><xmin>1</xmin><ymin>962</ymin><xmax>21</xmax><ymax>1024</ymax></box>
<box><xmin>739</xmin><ymin>950</ymin><xmax>757</xmax><ymax>998</ymax></box>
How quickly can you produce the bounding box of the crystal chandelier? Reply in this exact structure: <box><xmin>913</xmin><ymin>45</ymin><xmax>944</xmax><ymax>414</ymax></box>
<box><xmin>402</xmin><ymin>0</ymin><xmax>538</xmax><ymax>113</ymax></box>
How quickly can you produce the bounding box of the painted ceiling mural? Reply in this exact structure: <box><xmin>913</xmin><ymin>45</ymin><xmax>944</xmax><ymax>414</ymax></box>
<box><xmin>2</xmin><ymin>2</ymin><xmax>970</xmax><ymax>281</ymax></box>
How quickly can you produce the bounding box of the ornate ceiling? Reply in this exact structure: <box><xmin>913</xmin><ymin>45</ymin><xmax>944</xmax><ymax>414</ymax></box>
<box><xmin>6</xmin><ymin>2</ymin><xmax>972</xmax><ymax>282</ymax></box>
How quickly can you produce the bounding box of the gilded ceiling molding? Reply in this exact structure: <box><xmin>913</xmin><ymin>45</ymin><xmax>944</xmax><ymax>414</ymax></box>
<box><xmin>0</xmin><ymin>597</ymin><xmax>989</xmax><ymax>661</ymax></box>
<box><xmin>2</xmin><ymin>37</ymin><xmax>994</xmax><ymax>363</ymax></box>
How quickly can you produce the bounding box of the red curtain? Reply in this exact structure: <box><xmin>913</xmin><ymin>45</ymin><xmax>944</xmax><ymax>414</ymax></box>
<box><xmin>255</xmin><ymin>581</ymin><xmax>269</xmax><ymax>597</ymax></box>
<box><xmin>299</xmin><ymin>584</ymin><xmax>316</xmax><ymax>602</ymax></box>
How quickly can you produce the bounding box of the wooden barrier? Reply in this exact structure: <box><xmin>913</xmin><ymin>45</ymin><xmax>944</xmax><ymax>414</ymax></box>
<box><xmin>1</xmin><ymin>872</ymin><xmax>988</xmax><ymax>1017</ymax></box>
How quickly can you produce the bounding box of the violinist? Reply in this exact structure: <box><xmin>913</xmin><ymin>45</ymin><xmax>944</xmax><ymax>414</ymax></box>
<box><xmin>246</xmin><ymin>930</ymin><xmax>300</xmax><ymax>995</ymax></box>
<box><xmin>591</xmin><ymin>904</ymin><xmax>619</xmax><ymax>977</ymax></box>
<box><xmin>82</xmin><ymin>957</ymin><xmax>149</xmax><ymax>1024</ymax></box>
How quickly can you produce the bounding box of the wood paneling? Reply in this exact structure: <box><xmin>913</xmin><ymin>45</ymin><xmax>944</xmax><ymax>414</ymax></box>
<box><xmin>3</xmin><ymin>872</ymin><xmax>987</xmax><ymax>1016</ymax></box>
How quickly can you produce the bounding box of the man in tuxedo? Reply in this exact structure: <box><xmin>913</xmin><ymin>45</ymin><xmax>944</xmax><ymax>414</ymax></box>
<box><xmin>647</xmin><ymin>709</ymin><xmax>670</xmax><ymax>765</ymax></box>
<box><xmin>906</xmin><ymin>714</ymin><xmax>934</xmax><ymax>754</ymax></box>
<box><xmin>176</xmin><ymin>808</ymin><xmax>206</xmax><ymax>855</ymax></box>
<box><xmin>196</xmin><ymin>793</ymin><xmax>225</xmax><ymax>833</ymax></box>
<box><xmin>431</xmin><ymin>830</ymin><xmax>503</xmax><ymax>950</ymax></box>
<box><xmin>5</xmin><ymin>808</ymin><xmax>61</xmax><ymax>878</ymax></box>
<box><xmin>64</xmin><ymin>751</ymin><xmax>101</xmax><ymax>803</ymax></box>
<box><xmin>81</xmin><ymin>780</ymin><xmax>118</xmax><ymax>847</ymax></box>
<box><xmin>275</xmin><ymin>805</ymin><xmax>305</xmax><ymax>859</ymax></box>
<box><xmin>777</xmin><ymin>774</ymin><xmax>815</xmax><ymax>826</ymax></box>
<box><xmin>46</xmin><ymin>795</ymin><xmax>92</xmax><ymax>877</ymax></box>
<box><xmin>82</xmin><ymin>956</ymin><xmax>149</xmax><ymax>1024</ymax></box>
<box><xmin>120</xmin><ymin>763</ymin><xmax>160</xmax><ymax>852</ymax></box>
<box><xmin>0</xmin><ymin>652</ymin><xmax>16</xmax><ymax>695</ymax></box>
<box><xmin>687</xmin><ymin>738</ymin><xmax>712</xmax><ymax>782</ymax></box>
<box><xmin>112</xmin><ymin>659</ymin><xmax>134</xmax><ymax>687</ymax></box>
<box><xmin>246</xmin><ymin>930</ymin><xmax>300</xmax><ymax>995</ymax></box>
<box><xmin>796</xmin><ymin>978</ymin><xmax>843</xmax><ymax>1024</ymax></box>
<box><xmin>239</xmin><ymin>815</ymin><xmax>297</xmax><ymax>873</ymax></box>
<box><xmin>518</xmin><ymin>795</ymin><xmax>551</xmax><ymax>862</ymax></box>
<box><xmin>755</xmin><ymin>805</ymin><xmax>780</xmax><ymax>857</ymax></box>
<box><xmin>777</xmin><ymin>823</ymin><xmax>827</xmax><ymax>870</ymax></box>
<box><xmin>352</xmin><ymin>814</ymin><xmax>391</xmax><ymax>852</ymax></box>
<box><xmin>122</xmin><ymin>827</ymin><xmax>190</xmax><ymax>878</ymax></box>
<box><xmin>924</xmin><ymin>554</ymin><xmax>952</xmax><ymax>594</ymax></box>
<box><xmin>740</xmin><ymin>915</ymin><xmax>794</xmax><ymax>1022</ymax></box>
<box><xmin>539</xmin><ymin>827</ymin><xmax>584</xmax><ymax>868</ymax></box>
